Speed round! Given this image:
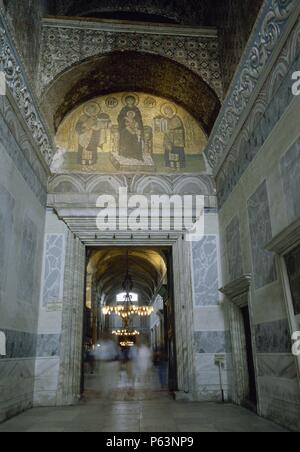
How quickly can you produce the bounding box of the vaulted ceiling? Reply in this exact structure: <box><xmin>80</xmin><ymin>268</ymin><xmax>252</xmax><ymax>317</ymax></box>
<box><xmin>43</xmin><ymin>51</ymin><xmax>220</xmax><ymax>136</ymax></box>
<box><xmin>88</xmin><ymin>248</ymin><xmax>167</xmax><ymax>304</ymax></box>
<box><xmin>50</xmin><ymin>0</ymin><xmax>214</xmax><ymax>26</ymax></box>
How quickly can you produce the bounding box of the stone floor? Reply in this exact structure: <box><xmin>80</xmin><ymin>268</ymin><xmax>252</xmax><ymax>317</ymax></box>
<box><xmin>0</xmin><ymin>398</ymin><xmax>288</xmax><ymax>432</ymax></box>
<box><xmin>0</xmin><ymin>363</ymin><xmax>288</xmax><ymax>432</ymax></box>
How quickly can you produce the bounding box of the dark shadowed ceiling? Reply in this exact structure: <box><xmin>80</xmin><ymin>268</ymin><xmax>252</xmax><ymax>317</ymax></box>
<box><xmin>50</xmin><ymin>0</ymin><xmax>214</xmax><ymax>26</ymax></box>
<box><xmin>42</xmin><ymin>51</ymin><xmax>221</xmax><ymax>136</ymax></box>
<box><xmin>88</xmin><ymin>248</ymin><xmax>167</xmax><ymax>304</ymax></box>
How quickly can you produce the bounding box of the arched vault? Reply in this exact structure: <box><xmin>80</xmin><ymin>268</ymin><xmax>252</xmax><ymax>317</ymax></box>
<box><xmin>87</xmin><ymin>248</ymin><xmax>167</xmax><ymax>305</ymax></box>
<box><xmin>40</xmin><ymin>51</ymin><xmax>221</xmax><ymax>136</ymax></box>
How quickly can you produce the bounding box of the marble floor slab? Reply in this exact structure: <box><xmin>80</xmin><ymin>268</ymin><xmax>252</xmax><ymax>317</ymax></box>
<box><xmin>0</xmin><ymin>365</ymin><xmax>289</xmax><ymax>432</ymax></box>
<box><xmin>0</xmin><ymin>399</ymin><xmax>288</xmax><ymax>432</ymax></box>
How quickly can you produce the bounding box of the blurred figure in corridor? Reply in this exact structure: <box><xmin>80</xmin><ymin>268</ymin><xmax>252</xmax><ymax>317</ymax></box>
<box><xmin>154</xmin><ymin>347</ymin><xmax>168</xmax><ymax>389</ymax></box>
<box><xmin>131</xmin><ymin>341</ymin><xmax>153</xmax><ymax>386</ymax></box>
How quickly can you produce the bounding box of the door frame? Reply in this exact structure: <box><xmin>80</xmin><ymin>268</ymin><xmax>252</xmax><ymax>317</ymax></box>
<box><xmin>58</xmin><ymin>233</ymin><xmax>196</xmax><ymax>404</ymax></box>
<box><xmin>220</xmin><ymin>274</ymin><xmax>260</xmax><ymax>411</ymax></box>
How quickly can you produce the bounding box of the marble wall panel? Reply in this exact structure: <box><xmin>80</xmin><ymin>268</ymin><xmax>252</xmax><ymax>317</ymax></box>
<box><xmin>225</xmin><ymin>215</ymin><xmax>243</xmax><ymax>282</ymax></box>
<box><xmin>0</xmin><ymin>184</ymin><xmax>15</xmax><ymax>304</ymax></box>
<box><xmin>42</xmin><ymin>234</ymin><xmax>66</xmax><ymax>308</ymax></box>
<box><xmin>17</xmin><ymin>215</ymin><xmax>38</xmax><ymax>305</ymax></box>
<box><xmin>194</xmin><ymin>331</ymin><xmax>231</xmax><ymax>354</ymax></box>
<box><xmin>0</xmin><ymin>330</ymin><xmax>60</xmax><ymax>359</ymax></box>
<box><xmin>0</xmin><ymin>102</ymin><xmax>47</xmax><ymax>206</ymax></box>
<box><xmin>257</xmin><ymin>354</ymin><xmax>298</xmax><ymax>380</ymax></box>
<box><xmin>192</xmin><ymin>236</ymin><xmax>219</xmax><ymax>306</ymax></box>
<box><xmin>255</xmin><ymin>319</ymin><xmax>291</xmax><ymax>354</ymax></box>
<box><xmin>281</xmin><ymin>137</ymin><xmax>300</xmax><ymax>223</ymax></box>
<box><xmin>247</xmin><ymin>181</ymin><xmax>277</xmax><ymax>290</ymax></box>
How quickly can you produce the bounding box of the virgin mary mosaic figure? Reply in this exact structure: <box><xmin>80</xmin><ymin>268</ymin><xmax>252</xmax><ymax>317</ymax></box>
<box><xmin>117</xmin><ymin>95</ymin><xmax>145</xmax><ymax>161</ymax></box>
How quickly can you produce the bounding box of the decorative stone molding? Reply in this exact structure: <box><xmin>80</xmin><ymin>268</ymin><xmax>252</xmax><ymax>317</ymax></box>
<box><xmin>48</xmin><ymin>173</ymin><xmax>216</xmax><ymax>196</ymax></box>
<box><xmin>216</xmin><ymin>11</ymin><xmax>300</xmax><ymax>207</ymax></box>
<box><xmin>220</xmin><ymin>274</ymin><xmax>252</xmax><ymax>308</ymax></box>
<box><xmin>205</xmin><ymin>0</ymin><xmax>299</xmax><ymax>173</ymax></box>
<box><xmin>38</xmin><ymin>17</ymin><xmax>223</xmax><ymax>99</ymax></box>
<box><xmin>0</xmin><ymin>13</ymin><xmax>55</xmax><ymax>167</ymax></box>
<box><xmin>266</xmin><ymin>217</ymin><xmax>300</xmax><ymax>255</ymax></box>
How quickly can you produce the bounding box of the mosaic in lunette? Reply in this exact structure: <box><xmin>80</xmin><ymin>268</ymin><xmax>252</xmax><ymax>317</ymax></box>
<box><xmin>54</xmin><ymin>92</ymin><xmax>207</xmax><ymax>174</ymax></box>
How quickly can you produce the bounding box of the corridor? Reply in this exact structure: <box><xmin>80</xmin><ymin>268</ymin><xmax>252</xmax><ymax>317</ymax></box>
<box><xmin>0</xmin><ymin>399</ymin><xmax>287</xmax><ymax>433</ymax></box>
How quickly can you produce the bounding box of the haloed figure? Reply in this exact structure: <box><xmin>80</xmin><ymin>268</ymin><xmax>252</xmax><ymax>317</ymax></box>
<box><xmin>76</xmin><ymin>102</ymin><xmax>111</xmax><ymax>167</ymax></box>
<box><xmin>163</xmin><ymin>104</ymin><xmax>186</xmax><ymax>170</ymax></box>
<box><xmin>118</xmin><ymin>95</ymin><xmax>145</xmax><ymax>161</ymax></box>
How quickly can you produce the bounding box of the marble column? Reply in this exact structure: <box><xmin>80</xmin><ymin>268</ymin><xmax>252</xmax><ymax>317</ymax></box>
<box><xmin>56</xmin><ymin>232</ymin><xmax>86</xmax><ymax>405</ymax></box>
<box><xmin>173</xmin><ymin>237</ymin><xmax>195</xmax><ymax>399</ymax></box>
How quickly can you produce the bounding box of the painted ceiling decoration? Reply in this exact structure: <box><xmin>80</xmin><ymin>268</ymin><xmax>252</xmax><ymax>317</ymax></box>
<box><xmin>88</xmin><ymin>248</ymin><xmax>167</xmax><ymax>304</ymax></box>
<box><xmin>54</xmin><ymin>92</ymin><xmax>208</xmax><ymax>174</ymax></box>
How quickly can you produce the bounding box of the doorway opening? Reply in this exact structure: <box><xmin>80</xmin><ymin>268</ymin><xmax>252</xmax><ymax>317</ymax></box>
<box><xmin>82</xmin><ymin>246</ymin><xmax>177</xmax><ymax>401</ymax></box>
<box><xmin>241</xmin><ymin>306</ymin><xmax>257</xmax><ymax>410</ymax></box>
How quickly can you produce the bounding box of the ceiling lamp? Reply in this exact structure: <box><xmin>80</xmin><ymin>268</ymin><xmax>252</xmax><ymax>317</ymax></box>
<box><xmin>103</xmin><ymin>305</ymin><xmax>154</xmax><ymax>318</ymax></box>
<box><xmin>112</xmin><ymin>329</ymin><xmax>140</xmax><ymax>337</ymax></box>
<box><xmin>120</xmin><ymin>341</ymin><xmax>135</xmax><ymax>347</ymax></box>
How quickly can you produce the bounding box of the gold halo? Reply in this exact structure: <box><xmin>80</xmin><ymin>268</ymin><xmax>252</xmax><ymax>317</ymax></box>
<box><xmin>161</xmin><ymin>102</ymin><xmax>177</xmax><ymax>117</ymax></box>
<box><xmin>84</xmin><ymin>102</ymin><xmax>100</xmax><ymax>116</ymax></box>
<box><xmin>122</xmin><ymin>93</ymin><xmax>140</xmax><ymax>107</ymax></box>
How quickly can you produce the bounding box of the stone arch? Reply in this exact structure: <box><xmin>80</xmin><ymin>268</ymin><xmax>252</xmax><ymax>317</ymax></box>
<box><xmin>40</xmin><ymin>51</ymin><xmax>221</xmax><ymax>136</ymax></box>
<box><xmin>131</xmin><ymin>175</ymin><xmax>173</xmax><ymax>195</ymax></box>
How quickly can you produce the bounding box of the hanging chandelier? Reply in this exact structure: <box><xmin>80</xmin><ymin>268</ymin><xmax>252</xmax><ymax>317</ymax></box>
<box><xmin>112</xmin><ymin>329</ymin><xmax>140</xmax><ymax>337</ymax></box>
<box><xmin>103</xmin><ymin>304</ymin><xmax>154</xmax><ymax>318</ymax></box>
<box><xmin>120</xmin><ymin>341</ymin><xmax>135</xmax><ymax>347</ymax></box>
<box><xmin>102</xmin><ymin>250</ymin><xmax>154</xmax><ymax>319</ymax></box>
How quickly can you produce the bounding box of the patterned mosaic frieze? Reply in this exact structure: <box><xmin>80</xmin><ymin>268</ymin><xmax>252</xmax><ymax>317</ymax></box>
<box><xmin>205</xmin><ymin>0</ymin><xmax>299</xmax><ymax>172</ymax></box>
<box><xmin>39</xmin><ymin>19</ymin><xmax>222</xmax><ymax>99</ymax></box>
<box><xmin>0</xmin><ymin>14</ymin><xmax>55</xmax><ymax>167</ymax></box>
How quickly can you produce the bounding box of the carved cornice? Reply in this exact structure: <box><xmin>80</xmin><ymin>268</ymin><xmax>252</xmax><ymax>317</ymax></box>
<box><xmin>220</xmin><ymin>274</ymin><xmax>252</xmax><ymax>305</ymax></box>
<box><xmin>47</xmin><ymin>173</ymin><xmax>216</xmax><ymax>196</ymax></box>
<box><xmin>266</xmin><ymin>217</ymin><xmax>300</xmax><ymax>255</ymax></box>
<box><xmin>38</xmin><ymin>17</ymin><xmax>222</xmax><ymax>99</ymax></box>
<box><xmin>205</xmin><ymin>0</ymin><xmax>299</xmax><ymax>174</ymax></box>
<box><xmin>0</xmin><ymin>13</ymin><xmax>55</xmax><ymax>167</ymax></box>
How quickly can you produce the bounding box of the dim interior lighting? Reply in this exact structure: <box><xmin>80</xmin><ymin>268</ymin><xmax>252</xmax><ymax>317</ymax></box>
<box><xmin>112</xmin><ymin>329</ymin><xmax>140</xmax><ymax>337</ymax></box>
